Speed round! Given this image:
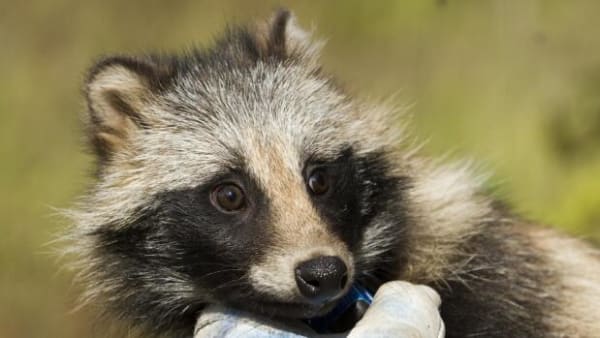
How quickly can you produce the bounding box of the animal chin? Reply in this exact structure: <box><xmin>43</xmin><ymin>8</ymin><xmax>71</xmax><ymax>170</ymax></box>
<box><xmin>233</xmin><ymin>298</ymin><xmax>339</xmax><ymax>319</ymax></box>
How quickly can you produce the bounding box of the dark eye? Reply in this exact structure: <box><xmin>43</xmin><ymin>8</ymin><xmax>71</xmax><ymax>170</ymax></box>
<box><xmin>211</xmin><ymin>184</ymin><xmax>246</xmax><ymax>212</ymax></box>
<box><xmin>307</xmin><ymin>169</ymin><xmax>330</xmax><ymax>195</ymax></box>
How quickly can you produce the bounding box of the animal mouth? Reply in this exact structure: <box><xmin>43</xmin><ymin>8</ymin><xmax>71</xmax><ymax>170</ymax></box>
<box><xmin>231</xmin><ymin>298</ymin><xmax>339</xmax><ymax>319</ymax></box>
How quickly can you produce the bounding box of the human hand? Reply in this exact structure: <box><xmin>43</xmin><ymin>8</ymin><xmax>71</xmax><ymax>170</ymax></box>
<box><xmin>194</xmin><ymin>281</ymin><xmax>444</xmax><ymax>338</ymax></box>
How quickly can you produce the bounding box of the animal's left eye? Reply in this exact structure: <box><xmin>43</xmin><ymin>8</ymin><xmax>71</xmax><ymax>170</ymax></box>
<box><xmin>307</xmin><ymin>169</ymin><xmax>330</xmax><ymax>195</ymax></box>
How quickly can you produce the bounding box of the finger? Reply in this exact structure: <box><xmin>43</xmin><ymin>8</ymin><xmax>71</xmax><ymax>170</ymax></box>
<box><xmin>348</xmin><ymin>281</ymin><xmax>444</xmax><ymax>338</ymax></box>
<box><xmin>195</xmin><ymin>305</ymin><xmax>312</xmax><ymax>338</ymax></box>
<box><xmin>376</xmin><ymin>281</ymin><xmax>441</xmax><ymax>308</ymax></box>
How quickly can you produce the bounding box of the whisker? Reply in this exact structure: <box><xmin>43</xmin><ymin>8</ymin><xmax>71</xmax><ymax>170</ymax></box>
<box><xmin>196</xmin><ymin>268</ymin><xmax>245</xmax><ymax>280</ymax></box>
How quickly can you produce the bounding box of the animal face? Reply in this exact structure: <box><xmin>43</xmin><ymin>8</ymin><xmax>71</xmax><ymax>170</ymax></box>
<box><xmin>71</xmin><ymin>10</ymin><xmax>408</xmax><ymax>334</ymax></box>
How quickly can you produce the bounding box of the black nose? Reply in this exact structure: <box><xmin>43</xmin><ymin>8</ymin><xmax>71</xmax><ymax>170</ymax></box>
<box><xmin>295</xmin><ymin>256</ymin><xmax>349</xmax><ymax>303</ymax></box>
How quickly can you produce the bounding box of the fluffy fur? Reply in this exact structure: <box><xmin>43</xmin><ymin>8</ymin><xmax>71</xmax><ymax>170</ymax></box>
<box><xmin>64</xmin><ymin>9</ymin><xmax>600</xmax><ymax>338</ymax></box>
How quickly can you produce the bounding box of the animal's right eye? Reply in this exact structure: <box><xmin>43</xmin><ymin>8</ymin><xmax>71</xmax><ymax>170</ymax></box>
<box><xmin>211</xmin><ymin>184</ymin><xmax>246</xmax><ymax>212</ymax></box>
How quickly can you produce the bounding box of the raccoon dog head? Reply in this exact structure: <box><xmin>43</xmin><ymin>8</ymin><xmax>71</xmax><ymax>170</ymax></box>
<box><xmin>69</xmin><ymin>10</ymin><xmax>410</xmax><ymax>335</ymax></box>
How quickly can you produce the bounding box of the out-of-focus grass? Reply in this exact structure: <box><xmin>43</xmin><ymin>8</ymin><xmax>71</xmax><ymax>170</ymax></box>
<box><xmin>1</xmin><ymin>1</ymin><xmax>598</xmax><ymax>337</ymax></box>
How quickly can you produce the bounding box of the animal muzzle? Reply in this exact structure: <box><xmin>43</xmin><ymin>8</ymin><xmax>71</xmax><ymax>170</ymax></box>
<box><xmin>295</xmin><ymin>255</ymin><xmax>349</xmax><ymax>303</ymax></box>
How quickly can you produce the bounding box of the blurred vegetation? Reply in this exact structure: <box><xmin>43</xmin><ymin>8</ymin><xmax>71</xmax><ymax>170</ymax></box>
<box><xmin>1</xmin><ymin>1</ymin><xmax>599</xmax><ymax>337</ymax></box>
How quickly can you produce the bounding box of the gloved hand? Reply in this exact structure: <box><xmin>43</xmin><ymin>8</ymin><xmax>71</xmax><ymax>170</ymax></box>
<box><xmin>194</xmin><ymin>281</ymin><xmax>445</xmax><ymax>338</ymax></box>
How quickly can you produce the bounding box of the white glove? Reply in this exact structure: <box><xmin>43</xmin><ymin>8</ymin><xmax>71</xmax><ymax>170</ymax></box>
<box><xmin>194</xmin><ymin>306</ymin><xmax>312</xmax><ymax>338</ymax></box>
<box><xmin>348</xmin><ymin>281</ymin><xmax>444</xmax><ymax>338</ymax></box>
<box><xmin>194</xmin><ymin>281</ymin><xmax>445</xmax><ymax>338</ymax></box>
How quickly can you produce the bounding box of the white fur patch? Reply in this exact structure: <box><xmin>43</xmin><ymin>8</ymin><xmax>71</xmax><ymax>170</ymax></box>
<box><xmin>531</xmin><ymin>230</ymin><xmax>600</xmax><ymax>336</ymax></box>
<box><xmin>402</xmin><ymin>160</ymin><xmax>493</xmax><ymax>283</ymax></box>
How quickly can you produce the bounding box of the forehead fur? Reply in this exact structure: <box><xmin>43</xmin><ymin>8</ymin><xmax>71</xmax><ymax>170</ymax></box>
<box><xmin>73</xmin><ymin>12</ymin><xmax>407</xmax><ymax>230</ymax></box>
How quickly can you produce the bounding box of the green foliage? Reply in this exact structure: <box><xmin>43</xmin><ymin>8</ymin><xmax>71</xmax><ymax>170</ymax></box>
<box><xmin>1</xmin><ymin>1</ymin><xmax>598</xmax><ymax>337</ymax></box>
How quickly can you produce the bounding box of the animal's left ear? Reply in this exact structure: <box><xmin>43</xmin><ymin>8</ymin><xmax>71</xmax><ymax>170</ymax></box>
<box><xmin>259</xmin><ymin>9</ymin><xmax>322</xmax><ymax>63</ymax></box>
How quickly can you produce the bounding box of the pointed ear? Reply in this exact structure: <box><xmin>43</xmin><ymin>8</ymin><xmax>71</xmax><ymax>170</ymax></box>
<box><xmin>84</xmin><ymin>56</ymin><xmax>163</xmax><ymax>161</ymax></box>
<box><xmin>259</xmin><ymin>9</ymin><xmax>323</xmax><ymax>63</ymax></box>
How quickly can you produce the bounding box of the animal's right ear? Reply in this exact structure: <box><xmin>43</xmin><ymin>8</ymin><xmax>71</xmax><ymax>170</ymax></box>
<box><xmin>84</xmin><ymin>56</ymin><xmax>165</xmax><ymax>161</ymax></box>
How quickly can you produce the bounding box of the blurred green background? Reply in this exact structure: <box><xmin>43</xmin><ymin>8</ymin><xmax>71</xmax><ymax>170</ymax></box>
<box><xmin>1</xmin><ymin>0</ymin><xmax>599</xmax><ymax>337</ymax></box>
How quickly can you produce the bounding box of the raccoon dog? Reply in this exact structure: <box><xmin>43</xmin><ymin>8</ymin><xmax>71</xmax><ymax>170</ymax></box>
<box><xmin>65</xmin><ymin>9</ymin><xmax>600</xmax><ymax>338</ymax></box>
